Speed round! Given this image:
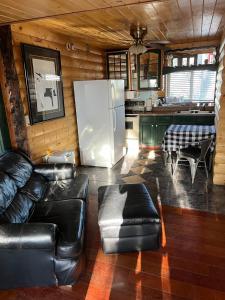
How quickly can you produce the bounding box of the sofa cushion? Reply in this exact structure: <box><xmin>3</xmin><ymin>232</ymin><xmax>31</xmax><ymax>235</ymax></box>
<box><xmin>20</xmin><ymin>173</ymin><xmax>48</xmax><ymax>202</ymax></box>
<box><xmin>0</xmin><ymin>152</ymin><xmax>33</xmax><ymax>188</ymax></box>
<box><xmin>3</xmin><ymin>192</ymin><xmax>34</xmax><ymax>223</ymax></box>
<box><xmin>44</xmin><ymin>174</ymin><xmax>88</xmax><ymax>202</ymax></box>
<box><xmin>30</xmin><ymin>198</ymin><xmax>85</xmax><ymax>259</ymax></box>
<box><xmin>0</xmin><ymin>172</ymin><xmax>17</xmax><ymax>214</ymax></box>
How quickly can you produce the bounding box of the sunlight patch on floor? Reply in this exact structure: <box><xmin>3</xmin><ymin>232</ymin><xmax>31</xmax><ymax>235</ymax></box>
<box><xmin>148</xmin><ymin>150</ymin><xmax>156</xmax><ymax>160</ymax></box>
<box><xmin>85</xmin><ymin>249</ymin><xmax>115</xmax><ymax>299</ymax></box>
<box><xmin>161</xmin><ymin>254</ymin><xmax>171</xmax><ymax>294</ymax></box>
<box><xmin>120</xmin><ymin>140</ymin><xmax>140</xmax><ymax>175</ymax></box>
<box><xmin>127</xmin><ymin>139</ymin><xmax>140</xmax><ymax>156</ymax></box>
<box><xmin>135</xmin><ymin>252</ymin><xmax>142</xmax><ymax>299</ymax></box>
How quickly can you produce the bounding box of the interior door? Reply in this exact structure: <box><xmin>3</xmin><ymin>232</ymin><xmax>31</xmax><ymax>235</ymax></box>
<box><xmin>112</xmin><ymin>105</ymin><xmax>125</xmax><ymax>165</ymax></box>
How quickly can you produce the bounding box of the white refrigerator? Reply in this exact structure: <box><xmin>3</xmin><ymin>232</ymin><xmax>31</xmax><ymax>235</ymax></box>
<box><xmin>73</xmin><ymin>79</ymin><xmax>125</xmax><ymax>168</ymax></box>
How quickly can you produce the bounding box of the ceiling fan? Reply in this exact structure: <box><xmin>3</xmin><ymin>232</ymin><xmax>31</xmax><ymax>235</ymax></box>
<box><xmin>126</xmin><ymin>24</ymin><xmax>170</xmax><ymax>55</ymax></box>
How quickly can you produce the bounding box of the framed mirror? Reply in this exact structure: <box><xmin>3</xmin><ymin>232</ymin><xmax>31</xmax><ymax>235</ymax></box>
<box><xmin>138</xmin><ymin>49</ymin><xmax>161</xmax><ymax>90</ymax></box>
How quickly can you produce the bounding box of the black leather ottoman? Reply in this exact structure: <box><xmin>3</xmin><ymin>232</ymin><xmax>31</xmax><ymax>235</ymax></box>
<box><xmin>98</xmin><ymin>184</ymin><xmax>161</xmax><ymax>254</ymax></box>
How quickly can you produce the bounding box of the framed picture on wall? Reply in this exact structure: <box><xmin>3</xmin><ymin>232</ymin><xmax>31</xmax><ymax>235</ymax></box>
<box><xmin>22</xmin><ymin>44</ymin><xmax>65</xmax><ymax>124</ymax></box>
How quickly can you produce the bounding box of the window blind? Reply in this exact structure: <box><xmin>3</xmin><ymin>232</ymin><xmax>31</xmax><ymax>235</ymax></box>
<box><xmin>165</xmin><ymin>70</ymin><xmax>216</xmax><ymax>102</ymax></box>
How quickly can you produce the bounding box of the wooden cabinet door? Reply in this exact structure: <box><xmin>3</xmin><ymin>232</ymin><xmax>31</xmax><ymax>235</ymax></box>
<box><xmin>155</xmin><ymin>124</ymin><xmax>170</xmax><ymax>146</ymax></box>
<box><xmin>141</xmin><ymin>123</ymin><xmax>156</xmax><ymax>146</ymax></box>
<box><xmin>154</xmin><ymin>116</ymin><xmax>173</xmax><ymax>146</ymax></box>
<box><xmin>138</xmin><ymin>49</ymin><xmax>161</xmax><ymax>90</ymax></box>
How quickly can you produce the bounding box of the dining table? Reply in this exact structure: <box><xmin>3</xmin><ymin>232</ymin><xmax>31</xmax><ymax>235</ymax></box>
<box><xmin>161</xmin><ymin>124</ymin><xmax>216</xmax><ymax>168</ymax></box>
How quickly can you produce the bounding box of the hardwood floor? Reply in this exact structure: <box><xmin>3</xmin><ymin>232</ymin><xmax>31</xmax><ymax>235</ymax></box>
<box><xmin>1</xmin><ymin>151</ymin><xmax>225</xmax><ymax>299</ymax></box>
<box><xmin>1</xmin><ymin>202</ymin><xmax>225</xmax><ymax>299</ymax></box>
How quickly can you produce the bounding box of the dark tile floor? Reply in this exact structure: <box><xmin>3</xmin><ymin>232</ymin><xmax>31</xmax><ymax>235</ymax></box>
<box><xmin>77</xmin><ymin>149</ymin><xmax>225</xmax><ymax>214</ymax></box>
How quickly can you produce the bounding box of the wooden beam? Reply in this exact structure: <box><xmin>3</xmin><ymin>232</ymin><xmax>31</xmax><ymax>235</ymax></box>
<box><xmin>0</xmin><ymin>25</ymin><xmax>28</xmax><ymax>152</ymax></box>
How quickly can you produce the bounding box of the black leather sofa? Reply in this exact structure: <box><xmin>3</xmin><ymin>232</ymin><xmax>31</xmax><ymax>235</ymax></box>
<box><xmin>0</xmin><ymin>150</ymin><xmax>88</xmax><ymax>290</ymax></box>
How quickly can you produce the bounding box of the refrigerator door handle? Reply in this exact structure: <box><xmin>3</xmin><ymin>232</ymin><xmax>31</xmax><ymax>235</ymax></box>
<box><xmin>113</xmin><ymin>109</ymin><xmax>117</xmax><ymax>132</ymax></box>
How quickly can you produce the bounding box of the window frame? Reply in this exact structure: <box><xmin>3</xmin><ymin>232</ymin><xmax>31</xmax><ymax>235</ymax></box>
<box><xmin>165</xmin><ymin>69</ymin><xmax>217</xmax><ymax>103</ymax></box>
<box><xmin>106</xmin><ymin>50</ymin><xmax>129</xmax><ymax>89</ymax></box>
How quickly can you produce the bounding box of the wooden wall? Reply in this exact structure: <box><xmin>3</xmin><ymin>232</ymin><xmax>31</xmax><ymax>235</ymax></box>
<box><xmin>213</xmin><ymin>30</ymin><xmax>225</xmax><ymax>185</ymax></box>
<box><xmin>11</xmin><ymin>23</ymin><xmax>105</xmax><ymax>163</ymax></box>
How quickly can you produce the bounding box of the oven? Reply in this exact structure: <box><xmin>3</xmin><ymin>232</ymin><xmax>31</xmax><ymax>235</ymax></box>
<box><xmin>125</xmin><ymin>115</ymin><xmax>139</xmax><ymax>140</ymax></box>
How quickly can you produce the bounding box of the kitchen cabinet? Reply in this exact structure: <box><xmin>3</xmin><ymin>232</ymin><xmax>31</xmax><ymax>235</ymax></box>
<box><xmin>155</xmin><ymin>124</ymin><xmax>170</xmax><ymax>145</ymax></box>
<box><xmin>173</xmin><ymin>115</ymin><xmax>215</xmax><ymax>125</ymax></box>
<box><xmin>141</xmin><ymin>123</ymin><xmax>155</xmax><ymax>146</ymax></box>
<box><xmin>106</xmin><ymin>50</ymin><xmax>161</xmax><ymax>91</ymax></box>
<box><xmin>138</xmin><ymin>49</ymin><xmax>161</xmax><ymax>90</ymax></box>
<box><xmin>140</xmin><ymin>115</ymin><xmax>172</xmax><ymax>146</ymax></box>
<box><xmin>139</xmin><ymin>114</ymin><xmax>215</xmax><ymax>147</ymax></box>
<box><xmin>106</xmin><ymin>51</ymin><xmax>129</xmax><ymax>89</ymax></box>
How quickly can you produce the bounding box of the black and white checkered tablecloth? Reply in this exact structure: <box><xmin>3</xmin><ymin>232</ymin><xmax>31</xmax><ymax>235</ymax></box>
<box><xmin>161</xmin><ymin>124</ymin><xmax>216</xmax><ymax>152</ymax></box>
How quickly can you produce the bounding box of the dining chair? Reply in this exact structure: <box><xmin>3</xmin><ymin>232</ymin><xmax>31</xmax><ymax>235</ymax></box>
<box><xmin>173</xmin><ymin>138</ymin><xmax>213</xmax><ymax>184</ymax></box>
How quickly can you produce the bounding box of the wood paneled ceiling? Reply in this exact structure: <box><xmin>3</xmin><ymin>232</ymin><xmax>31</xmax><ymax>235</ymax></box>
<box><xmin>0</xmin><ymin>0</ymin><xmax>163</xmax><ymax>24</ymax></box>
<box><xmin>2</xmin><ymin>0</ymin><xmax>225</xmax><ymax>49</ymax></box>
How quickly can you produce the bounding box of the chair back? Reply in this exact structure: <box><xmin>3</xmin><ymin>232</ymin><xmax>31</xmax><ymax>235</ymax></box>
<box><xmin>199</xmin><ymin>138</ymin><xmax>212</xmax><ymax>160</ymax></box>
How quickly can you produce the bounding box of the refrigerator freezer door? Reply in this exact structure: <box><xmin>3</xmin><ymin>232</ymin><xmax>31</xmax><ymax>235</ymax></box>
<box><xmin>111</xmin><ymin>105</ymin><xmax>125</xmax><ymax>165</ymax></box>
<box><xmin>108</xmin><ymin>80</ymin><xmax>125</xmax><ymax>109</ymax></box>
<box><xmin>74</xmin><ymin>80</ymin><xmax>113</xmax><ymax>167</ymax></box>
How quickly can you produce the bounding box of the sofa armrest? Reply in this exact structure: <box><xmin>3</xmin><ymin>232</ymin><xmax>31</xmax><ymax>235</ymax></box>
<box><xmin>0</xmin><ymin>223</ymin><xmax>56</xmax><ymax>250</ymax></box>
<box><xmin>34</xmin><ymin>163</ymin><xmax>76</xmax><ymax>181</ymax></box>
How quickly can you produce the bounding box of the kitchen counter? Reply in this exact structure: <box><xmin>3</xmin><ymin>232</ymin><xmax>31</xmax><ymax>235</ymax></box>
<box><xmin>125</xmin><ymin>111</ymin><xmax>215</xmax><ymax>117</ymax></box>
<box><xmin>136</xmin><ymin>113</ymin><xmax>215</xmax><ymax>148</ymax></box>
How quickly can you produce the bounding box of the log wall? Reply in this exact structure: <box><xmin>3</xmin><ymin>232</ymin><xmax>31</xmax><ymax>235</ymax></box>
<box><xmin>11</xmin><ymin>23</ymin><xmax>105</xmax><ymax>163</ymax></box>
<box><xmin>0</xmin><ymin>25</ymin><xmax>28</xmax><ymax>152</ymax></box>
<box><xmin>213</xmin><ymin>31</ymin><xmax>225</xmax><ymax>185</ymax></box>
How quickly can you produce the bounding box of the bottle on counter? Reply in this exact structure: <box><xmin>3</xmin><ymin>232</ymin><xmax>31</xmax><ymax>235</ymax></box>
<box><xmin>145</xmin><ymin>98</ymin><xmax>153</xmax><ymax>111</ymax></box>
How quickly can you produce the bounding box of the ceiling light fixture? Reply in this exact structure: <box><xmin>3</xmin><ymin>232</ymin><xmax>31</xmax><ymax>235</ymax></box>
<box><xmin>129</xmin><ymin>43</ymin><xmax>147</xmax><ymax>55</ymax></box>
<box><xmin>128</xmin><ymin>25</ymin><xmax>147</xmax><ymax>55</ymax></box>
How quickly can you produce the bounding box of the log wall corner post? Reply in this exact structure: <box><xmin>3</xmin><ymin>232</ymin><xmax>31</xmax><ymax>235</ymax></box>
<box><xmin>213</xmin><ymin>29</ymin><xmax>225</xmax><ymax>185</ymax></box>
<box><xmin>0</xmin><ymin>25</ymin><xmax>28</xmax><ymax>153</ymax></box>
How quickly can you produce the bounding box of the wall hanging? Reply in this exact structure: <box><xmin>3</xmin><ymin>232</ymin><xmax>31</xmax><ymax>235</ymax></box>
<box><xmin>22</xmin><ymin>44</ymin><xmax>65</xmax><ymax>124</ymax></box>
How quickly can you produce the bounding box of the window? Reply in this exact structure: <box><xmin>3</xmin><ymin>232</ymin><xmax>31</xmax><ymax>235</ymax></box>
<box><xmin>182</xmin><ymin>57</ymin><xmax>188</xmax><ymax>66</ymax></box>
<box><xmin>107</xmin><ymin>52</ymin><xmax>128</xmax><ymax>89</ymax></box>
<box><xmin>168</xmin><ymin>50</ymin><xmax>216</xmax><ymax>68</ymax></box>
<box><xmin>189</xmin><ymin>56</ymin><xmax>195</xmax><ymax>66</ymax></box>
<box><xmin>165</xmin><ymin>70</ymin><xmax>216</xmax><ymax>102</ymax></box>
<box><xmin>172</xmin><ymin>58</ymin><xmax>178</xmax><ymax>67</ymax></box>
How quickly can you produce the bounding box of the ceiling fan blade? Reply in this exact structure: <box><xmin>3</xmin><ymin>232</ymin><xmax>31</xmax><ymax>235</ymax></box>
<box><xmin>144</xmin><ymin>39</ymin><xmax>170</xmax><ymax>44</ymax></box>
<box><xmin>145</xmin><ymin>43</ymin><xmax>167</xmax><ymax>50</ymax></box>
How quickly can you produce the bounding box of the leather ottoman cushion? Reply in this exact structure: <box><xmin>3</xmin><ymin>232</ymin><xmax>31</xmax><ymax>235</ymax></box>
<box><xmin>98</xmin><ymin>184</ymin><xmax>161</xmax><ymax>253</ymax></box>
<box><xmin>98</xmin><ymin>184</ymin><xmax>160</xmax><ymax>228</ymax></box>
<box><xmin>44</xmin><ymin>174</ymin><xmax>88</xmax><ymax>202</ymax></box>
<box><xmin>0</xmin><ymin>152</ymin><xmax>33</xmax><ymax>188</ymax></box>
<box><xmin>30</xmin><ymin>198</ymin><xmax>85</xmax><ymax>259</ymax></box>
